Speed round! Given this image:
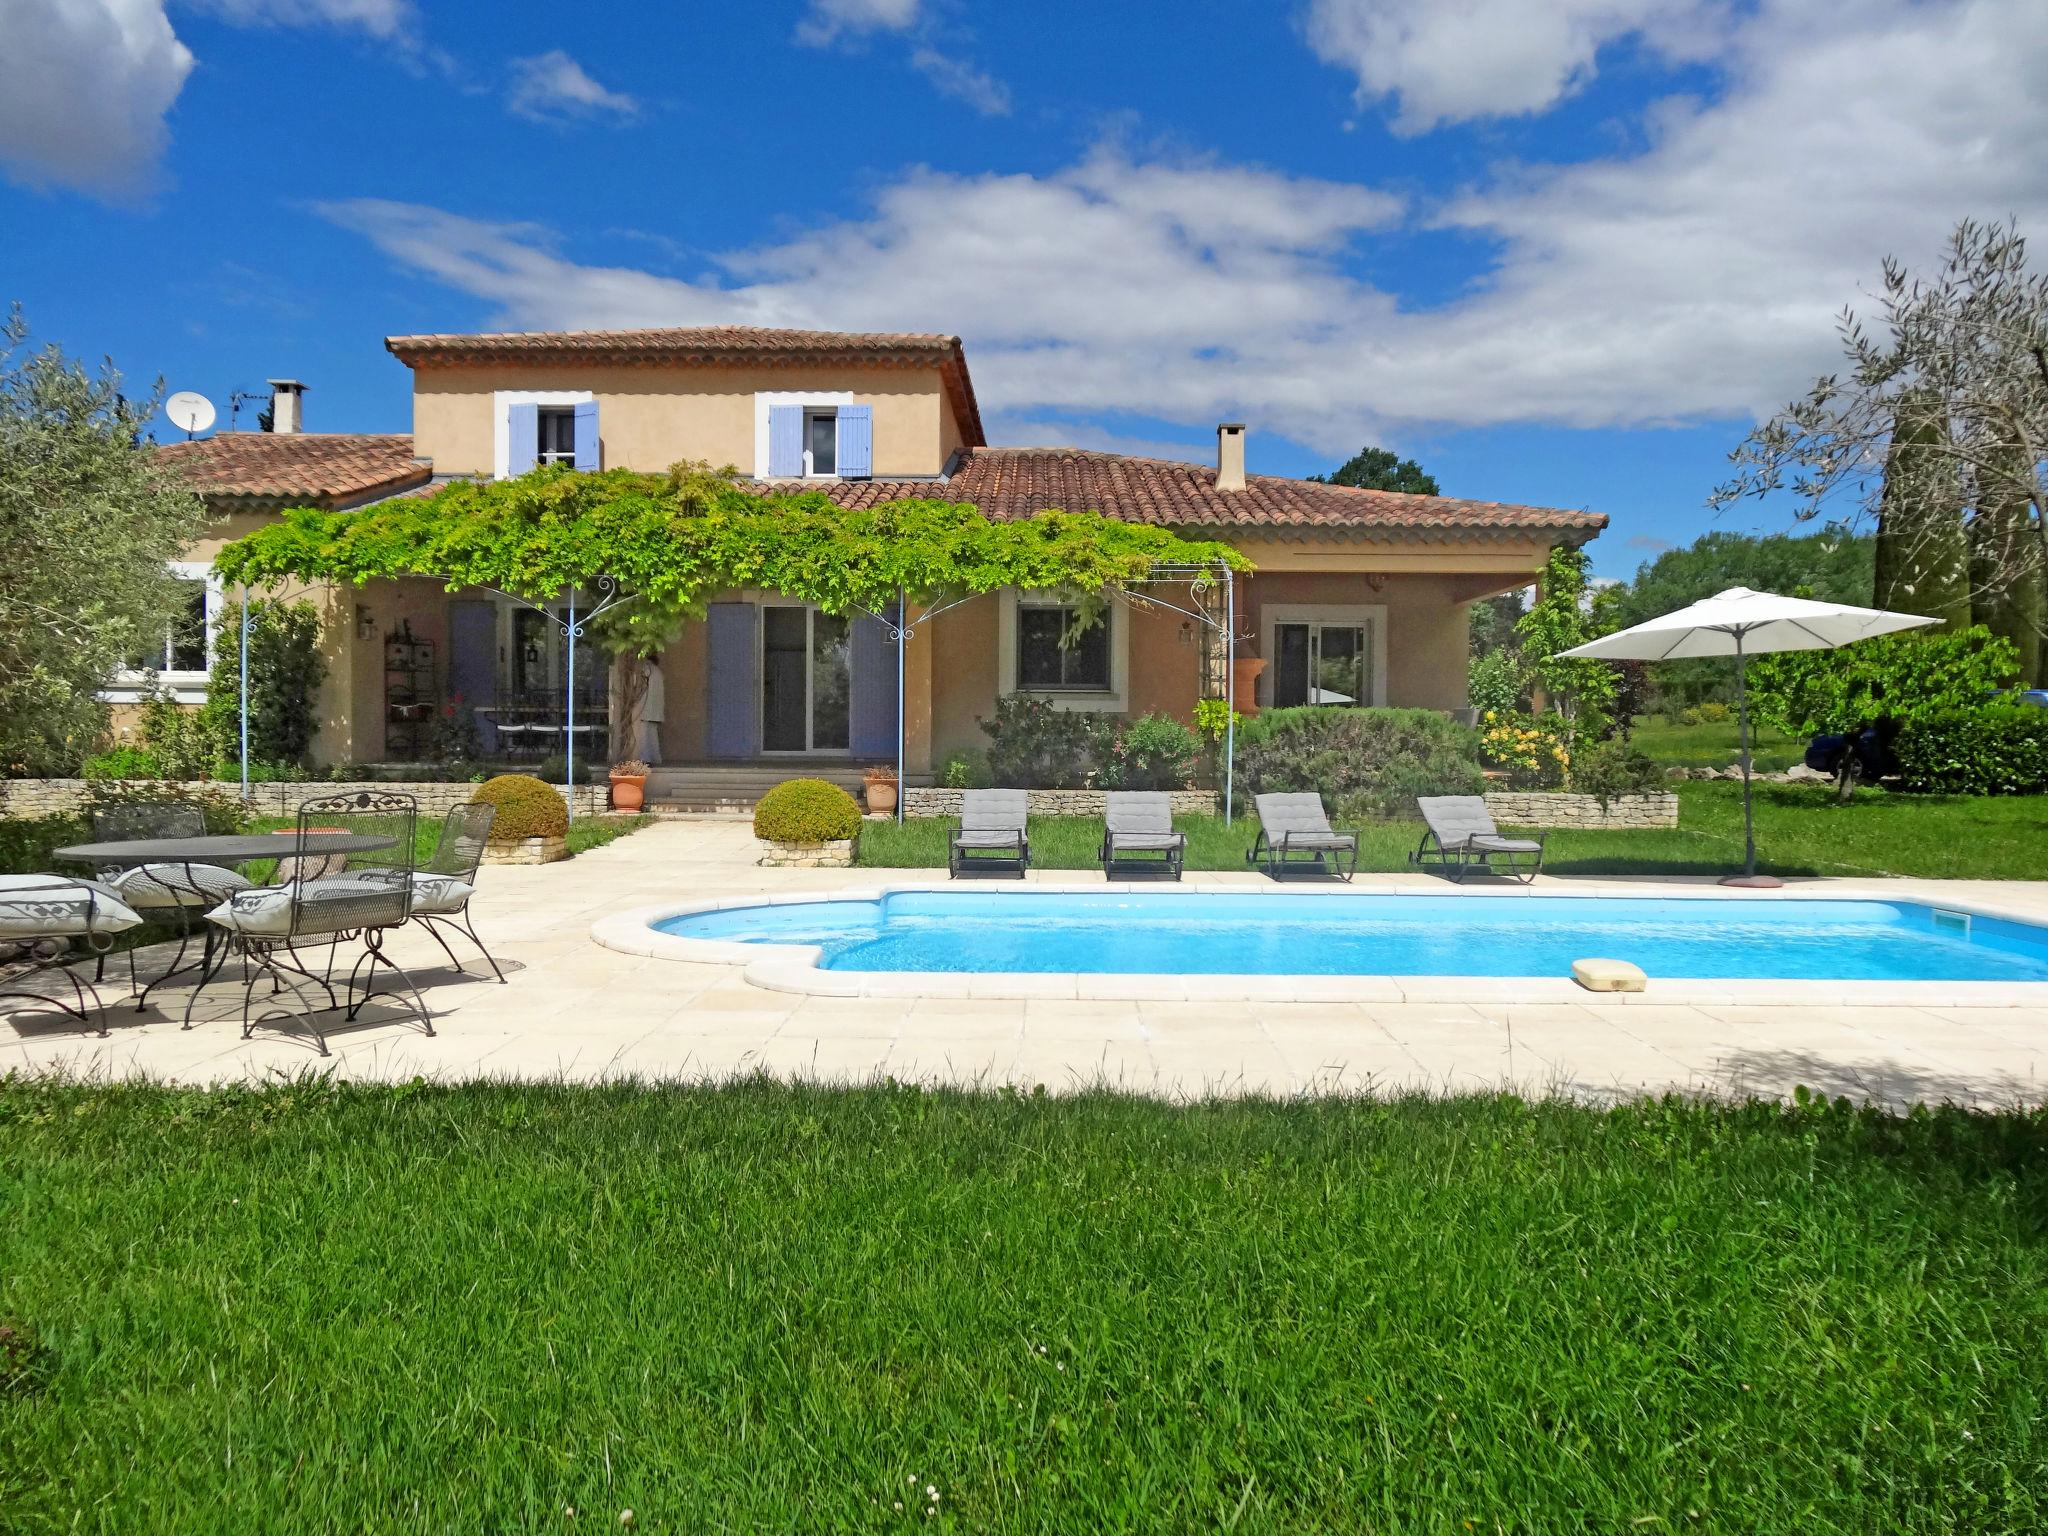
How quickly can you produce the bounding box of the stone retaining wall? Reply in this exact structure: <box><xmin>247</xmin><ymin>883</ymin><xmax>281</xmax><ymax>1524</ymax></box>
<box><xmin>0</xmin><ymin>778</ymin><xmax>606</xmax><ymax>821</ymax></box>
<box><xmin>483</xmin><ymin>834</ymin><xmax>570</xmax><ymax>866</ymax></box>
<box><xmin>758</xmin><ymin>837</ymin><xmax>856</xmax><ymax>868</ymax></box>
<box><xmin>902</xmin><ymin>788</ymin><xmax>1218</xmax><ymax>817</ymax></box>
<box><xmin>1482</xmin><ymin>791</ymin><xmax>1678</xmax><ymax>829</ymax></box>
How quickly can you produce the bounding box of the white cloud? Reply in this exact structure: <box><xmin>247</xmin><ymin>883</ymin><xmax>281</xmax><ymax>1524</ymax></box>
<box><xmin>909</xmin><ymin>48</ymin><xmax>1011</xmax><ymax>116</ymax></box>
<box><xmin>1305</xmin><ymin>0</ymin><xmax>1728</xmax><ymax>133</ymax></box>
<box><xmin>0</xmin><ymin>0</ymin><xmax>193</xmax><ymax>198</ymax></box>
<box><xmin>181</xmin><ymin>0</ymin><xmax>414</xmax><ymax>39</ymax></box>
<box><xmin>507</xmin><ymin>51</ymin><xmax>639</xmax><ymax>123</ymax></box>
<box><xmin>795</xmin><ymin>0</ymin><xmax>920</xmax><ymax>46</ymax></box>
<box><xmin>325</xmin><ymin>0</ymin><xmax>2048</xmax><ymax>458</ymax></box>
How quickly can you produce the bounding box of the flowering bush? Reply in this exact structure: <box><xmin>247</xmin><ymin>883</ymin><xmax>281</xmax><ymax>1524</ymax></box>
<box><xmin>1479</xmin><ymin>710</ymin><xmax>1569</xmax><ymax>789</ymax></box>
<box><xmin>1097</xmin><ymin>712</ymin><xmax>1199</xmax><ymax>791</ymax></box>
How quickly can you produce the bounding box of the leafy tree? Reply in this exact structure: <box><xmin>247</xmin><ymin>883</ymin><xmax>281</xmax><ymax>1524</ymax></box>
<box><xmin>1516</xmin><ymin>545</ymin><xmax>1617</xmax><ymax>748</ymax></box>
<box><xmin>0</xmin><ymin>307</ymin><xmax>210</xmax><ymax>774</ymax></box>
<box><xmin>1713</xmin><ymin>218</ymin><xmax>2047</xmax><ymax>664</ymax></box>
<box><xmin>1467</xmin><ymin>589</ymin><xmax>1526</xmax><ymax>658</ymax></box>
<box><xmin>1311</xmin><ymin>445</ymin><xmax>1440</xmax><ymax>495</ymax></box>
<box><xmin>1746</xmin><ymin>627</ymin><xmax>2020</xmax><ymax>735</ymax></box>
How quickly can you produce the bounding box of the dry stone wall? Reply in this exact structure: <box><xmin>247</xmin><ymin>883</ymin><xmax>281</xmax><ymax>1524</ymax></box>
<box><xmin>1481</xmin><ymin>792</ymin><xmax>1678</xmax><ymax>829</ymax></box>
<box><xmin>0</xmin><ymin>778</ymin><xmax>606</xmax><ymax>821</ymax></box>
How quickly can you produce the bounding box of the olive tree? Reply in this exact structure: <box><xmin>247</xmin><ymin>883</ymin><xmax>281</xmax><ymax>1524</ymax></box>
<box><xmin>1712</xmin><ymin>219</ymin><xmax>2048</xmax><ymax>680</ymax></box>
<box><xmin>0</xmin><ymin>307</ymin><xmax>211</xmax><ymax>774</ymax></box>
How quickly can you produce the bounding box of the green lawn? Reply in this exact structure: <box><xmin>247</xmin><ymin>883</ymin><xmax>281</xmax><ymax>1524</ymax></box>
<box><xmin>0</xmin><ymin>1080</ymin><xmax>2041</xmax><ymax>1531</ymax></box>
<box><xmin>859</xmin><ymin>781</ymin><xmax>2048</xmax><ymax>880</ymax></box>
<box><xmin>1629</xmin><ymin>716</ymin><xmax>1804</xmax><ymax>771</ymax></box>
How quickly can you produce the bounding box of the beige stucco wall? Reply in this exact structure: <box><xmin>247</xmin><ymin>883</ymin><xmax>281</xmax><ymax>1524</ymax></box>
<box><xmin>410</xmin><ymin>361</ymin><xmax>962</xmax><ymax>479</ymax></box>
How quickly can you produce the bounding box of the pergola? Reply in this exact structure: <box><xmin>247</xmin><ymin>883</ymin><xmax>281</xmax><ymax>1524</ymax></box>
<box><xmin>212</xmin><ymin>469</ymin><xmax>1251</xmax><ymax>818</ymax></box>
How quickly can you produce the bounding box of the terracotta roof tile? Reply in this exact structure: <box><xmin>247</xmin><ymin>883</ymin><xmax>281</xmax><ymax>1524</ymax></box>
<box><xmin>156</xmin><ymin>433</ymin><xmax>429</xmax><ymax>507</ymax></box>
<box><xmin>385</xmin><ymin>326</ymin><xmax>987</xmax><ymax>447</ymax></box>
<box><xmin>795</xmin><ymin>447</ymin><xmax>1605</xmax><ymax>538</ymax></box>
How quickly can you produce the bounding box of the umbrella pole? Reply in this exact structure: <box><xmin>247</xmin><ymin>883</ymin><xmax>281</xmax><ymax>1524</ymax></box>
<box><xmin>1720</xmin><ymin>629</ymin><xmax>1783</xmax><ymax>889</ymax></box>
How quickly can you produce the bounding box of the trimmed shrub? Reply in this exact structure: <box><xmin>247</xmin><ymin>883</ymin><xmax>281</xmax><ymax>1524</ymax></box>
<box><xmin>979</xmin><ymin>695</ymin><xmax>1107</xmax><ymax>789</ymax></box>
<box><xmin>469</xmin><ymin>774</ymin><xmax>568</xmax><ymax>841</ymax></box>
<box><xmin>1568</xmin><ymin>739</ymin><xmax>1668</xmax><ymax>803</ymax></box>
<box><xmin>1679</xmin><ymin>701</ymin><xmax>1731</xmax><ymax>726</ymax></box>
<box><xmin>1891</xmin><ymin>706</ymin><xmax>2048</xmax><ymax>795</ymax></box>
<box><xmin>1236</xmin><ymin>707</ymin><xmax>1483</xmax><ymax>819</ymax></box>
<box><xmin>754</xmin><ymin>778</ymin><xmax>861</xmax><ymax>843</ymax></box>
<box><xmin>1098</xmin><ymin>713</ymin><xmax>1200</xmax><ymax>791</ymax></box>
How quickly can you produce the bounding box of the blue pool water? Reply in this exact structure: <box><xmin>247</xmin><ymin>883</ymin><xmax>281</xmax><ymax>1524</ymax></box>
<box><xmin>654</xmin><ymin>892</ymin><xmax>2048</xmax><ymax>982</ymax></box>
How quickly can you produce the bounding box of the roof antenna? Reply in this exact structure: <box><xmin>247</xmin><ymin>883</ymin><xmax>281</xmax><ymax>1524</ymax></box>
<box><xmin>228</xmin><ymin>388</ymin><xmax>270</xmax><ymax>432</ymax></box>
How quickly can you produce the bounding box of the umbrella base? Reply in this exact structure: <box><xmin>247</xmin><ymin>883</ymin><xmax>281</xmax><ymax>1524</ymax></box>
<box><xmin>1718</xmin><ymin>873</ymin><xmax>1785</xmax><ymax>889</ymax></box>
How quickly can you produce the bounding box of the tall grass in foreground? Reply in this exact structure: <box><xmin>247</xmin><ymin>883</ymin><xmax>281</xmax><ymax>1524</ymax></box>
<box><xmin>1</xmin><ymin>1079</ymin><xmax>2043</xmax><ymax>1532</ymax></box>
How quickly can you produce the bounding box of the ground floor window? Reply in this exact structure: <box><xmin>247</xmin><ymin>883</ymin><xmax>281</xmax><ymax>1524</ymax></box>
<box><xmin>1016</xmin><ymin>603</ymin><xmax>1112</xmax><ymax>692</ymax></box>
<box><xmin>1269</xmin><ymin>616</ymin><xmax>1378</xmax><ymax>708</ymax></box>
<box><xmin>113</xmin><ymin>564</ymin><xmax>218</xmax><ymax>696</ymax></box>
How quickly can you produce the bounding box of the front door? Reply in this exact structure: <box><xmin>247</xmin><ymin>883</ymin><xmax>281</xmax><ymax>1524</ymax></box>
<box><xmin>762</xmin><ymin>605</ymin><xmax>851</xmax><ymax>752</ymax></box>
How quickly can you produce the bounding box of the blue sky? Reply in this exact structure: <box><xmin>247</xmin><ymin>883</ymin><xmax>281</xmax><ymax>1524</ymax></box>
<box><xmin>7</xmin><ymin>0</ymin><xmax>2047</xmax><ymax>577</ymax></box>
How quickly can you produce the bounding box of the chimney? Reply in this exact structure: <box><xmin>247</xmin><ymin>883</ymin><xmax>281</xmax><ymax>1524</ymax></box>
<box><xmin>1216</xmin><ymin>422</ymin><xmax>1246</xmax><ymax>492</ymax></box>
<box><xmin>267</xmin><ymin>378</ymin><xmax>306</xmax><ymax>434</ymax></box>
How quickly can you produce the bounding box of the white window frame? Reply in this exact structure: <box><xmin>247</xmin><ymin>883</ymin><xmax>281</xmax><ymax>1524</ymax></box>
<box><xmin>1259</xmin><ymin>603</ymin><xmax>1388</xmax><ymax>709</ymax></box>
<box><xmin>493</xmin><ymin>389</ymin><xmax>595</xmax><ymax>480</ymax></box>
<box><xmin>105</xmin><ymin>560</ymin><xmax>225</xmax><ymax>704</ymax></box>
<box><xmin>753</xmin><ymin>389</ymin><xmax>853</xmax><ymax>479</ymax></box>
<box><xmin>997</xmin><ymin>590</ymin><xmax>1128</xmax><ymax>712</ymax></box>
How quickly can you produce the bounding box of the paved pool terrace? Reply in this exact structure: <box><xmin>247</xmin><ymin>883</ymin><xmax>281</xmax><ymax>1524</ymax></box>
<box><xmin>5</xmin><ymin>818</ymin><xmax>2043</xmax><ymax>1112</ymax></box>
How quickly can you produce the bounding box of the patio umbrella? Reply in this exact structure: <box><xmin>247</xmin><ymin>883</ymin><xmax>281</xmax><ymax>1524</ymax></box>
<box><xmin>1558</xmin><ymin>587</ymin><xmax>1936</xmax><ymax>887</ymax></box>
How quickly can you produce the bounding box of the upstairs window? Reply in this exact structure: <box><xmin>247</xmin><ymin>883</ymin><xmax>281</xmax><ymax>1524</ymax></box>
<box><xmin>1016</xmin><ymin>603</ymin><xmax>1112</xmax><ymax>692</ymax></box>
<box><xmin>537</xmin><ymin>407</ymin><xmax>577</xmax><ymax>466</ymax></box>
<box><xmin>805</xmin><ymin>409</ymin><xmax>837</xmax><ymax>476</ymax></box>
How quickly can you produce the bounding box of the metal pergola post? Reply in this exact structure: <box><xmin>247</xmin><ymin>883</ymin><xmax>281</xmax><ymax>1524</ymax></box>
<box><xmin>238</xmin><ymin>583</ymin><xmax>251</xmax><ymax>800</ymax></box>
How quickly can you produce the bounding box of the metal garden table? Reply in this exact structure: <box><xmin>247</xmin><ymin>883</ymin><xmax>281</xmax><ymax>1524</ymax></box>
<box><xmin>54</xmin><ymin>833</ymin><xmax>398</xmax><ymax>1023</ymax></box>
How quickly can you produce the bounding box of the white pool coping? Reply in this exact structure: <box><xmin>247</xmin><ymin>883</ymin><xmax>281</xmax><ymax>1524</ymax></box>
<box><xmin>589</xmin><ymin>880</ymin><xmax>2048</xmax><ymax>1008</ymax></box>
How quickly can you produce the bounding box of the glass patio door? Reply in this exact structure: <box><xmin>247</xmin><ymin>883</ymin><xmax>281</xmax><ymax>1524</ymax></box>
<box><xmin>1273</xmin><ymin>622</ymin><xmax>1371</xmax><ymax>707</ymax></box>
<box><xmin>762</xmin><ymin>606</ymin><xmax>851</xmax><ymax>753</ymax></box>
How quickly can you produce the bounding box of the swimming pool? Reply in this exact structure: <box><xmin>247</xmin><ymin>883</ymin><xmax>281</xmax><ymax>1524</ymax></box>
<box><xmin>651</xmin><ymin>891</ymin><xmax>2048</xmax><ymax>983</ymax></box>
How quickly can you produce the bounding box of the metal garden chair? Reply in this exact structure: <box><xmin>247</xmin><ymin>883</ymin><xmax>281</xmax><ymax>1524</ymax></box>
<box><xmin>406</xmin><ymin>802</ymin><xmax>505</xmax><ymax>983</ymax></box>
<box><xmin>0</xmin><ymin>874</ymin><xmax>144</xmax><ymax>1036</ymax></box>
<box><xmin>88</xmin><ymin>801</ymin><xmax>252</xmax><ymax>1010</ymax></box>
<box><xmin>205</xmin><ymin>791</ymin><xmax>434</xmax><ymax>1056</ymax></box>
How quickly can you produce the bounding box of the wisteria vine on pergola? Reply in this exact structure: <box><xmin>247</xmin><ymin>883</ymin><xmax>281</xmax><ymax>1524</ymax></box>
<box><xmin>210</xmin><ymin>463</ymin><xmax>1251</xmax><ymax>653</ymax></box>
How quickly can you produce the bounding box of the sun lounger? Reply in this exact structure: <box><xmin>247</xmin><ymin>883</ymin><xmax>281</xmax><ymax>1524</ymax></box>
<box><xmin>1247</xmin><ymin>792</ymin><xmax>1358</xmax><ymax>880</ymax></box>
<box><xmin>950</xmin><ymin>789</ymin><xmax>1029</xmax><ymax>877</ymax></box>
<box><xmin>1098</xmin><ymin>792</ymin><xmax>1186</xmax><ymax>879</ymax></box>
<box><xmin>1411</xmin><ymin>795</ymin><xmax>1546</xmax><ymax>883</ymax></box>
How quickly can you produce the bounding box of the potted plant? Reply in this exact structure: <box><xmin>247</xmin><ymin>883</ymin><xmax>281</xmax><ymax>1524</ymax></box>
<box><xmin>1232</xmin><ymin>646</ymin><xmax>1266</xmax><ymax>718</ymax></box>
<box><xmin>608</xmin><ymin>759</ymin><xmax>651</xmax><ymax>812</ymax></box>
<box><xmin>862</xmin><ymin>763</ymin><xmax>899</xmax><ymax>815</ymax></box>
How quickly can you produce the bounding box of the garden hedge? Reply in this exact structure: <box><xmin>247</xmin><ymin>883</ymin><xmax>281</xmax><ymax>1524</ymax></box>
<box><xmin>1891</xmin><ymin>706</ymin><xmax>2048</xmax><ymax>795</ymax></box>
<box><xmin>754</xmin><ymin>778</ymin><xmax>862</xmax><ymax>843</ymax></box>
<box><xmin>469</xmin><ymin>774</ymin><xmax>569</xmax><ymax>841</ymax></box>
<box><xmin>1236</xmin><ymin>707</ymin><xmax>1483</xmax><ymax>818</ymax></box>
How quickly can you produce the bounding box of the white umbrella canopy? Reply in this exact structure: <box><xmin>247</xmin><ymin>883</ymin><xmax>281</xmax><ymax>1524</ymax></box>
<box><xmin>1558</xmin><ymin>587</ymin><xmax>1937</xmax><ymax>886</ymax></box>
<box><xmin>1558</xmin><ymin>587</ymin><xmax>1937</xmax><ymax>661</ymax></box>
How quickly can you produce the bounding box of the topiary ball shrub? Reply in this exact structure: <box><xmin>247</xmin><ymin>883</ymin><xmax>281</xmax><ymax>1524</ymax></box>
<box><xmin>470</xmin><ymin>774</ymin><xmax>569</xmax><ymax>842</ymax></box>
<box><xmin>754</xmin><ymin>778</ymin><xmax>862</xmax><ymax>844</ymax></box>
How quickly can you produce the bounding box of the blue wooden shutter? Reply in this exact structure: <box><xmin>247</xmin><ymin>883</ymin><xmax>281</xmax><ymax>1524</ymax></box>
<box><xmin>837</xmin><ymin>404</ymin><xmax>873</xmax><ymax>479</ymax></box>
<box><xmin>849</xmin><ymin>605</ymin><xmax>899</xmax><ymax>758</ymax></box>
<box><xmin>572</xmin><ymin>400</ymin><xmax>600</xmax><ymax>470</ymax></box>
<box><xmin>446</xmin><ymin>600</ymin><xmax>499</xmax><ymax>752</ymax></box>
<box><xmin>768</xmin><ymin>405</ymin><xmax>803</xmax><ymax>477</ymax></box>
<box><xmin>505</xmin><ymin>402</ymin><xmax>538</xmax><ymax>477</ymax></box>
<box><xmin>705</xmin><ymin>602</ymin><xmax>759</xmax><ymax>758</ymax></box>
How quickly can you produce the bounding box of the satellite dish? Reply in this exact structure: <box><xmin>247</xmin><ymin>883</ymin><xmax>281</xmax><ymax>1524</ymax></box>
<box><xmin>165</xmin><ymin>391</ymin><xmax>216</xmax><ymax>438</ymax></box>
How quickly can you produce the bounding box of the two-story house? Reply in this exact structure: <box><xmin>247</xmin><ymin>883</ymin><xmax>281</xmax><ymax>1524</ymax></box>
<box><xmin>156</xmin><ymin>327</ymin><xmax>1604</xmax><ymax>797</ymax></box>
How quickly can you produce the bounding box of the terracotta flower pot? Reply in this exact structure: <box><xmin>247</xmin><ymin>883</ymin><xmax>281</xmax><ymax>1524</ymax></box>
<box><xmin>608</xmin><ymin>773</ymin><xmax>647</xmax><ymax>812</ymax></box>
<box><xmin>1232</xmin><ymin>656</ymin><xmax>1267</xmax><ymax>717</ymax></box>
<box><xmin>864</xmin><ymin>778</ymin><xmax>898</xmax><ymax>815</ymax></box>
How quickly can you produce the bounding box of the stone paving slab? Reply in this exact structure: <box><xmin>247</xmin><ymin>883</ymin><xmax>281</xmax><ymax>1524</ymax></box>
<box><xmin>3</xmin><ymin>818</ymin><xmax>2044</xmax><ymax>1110</ymax></box>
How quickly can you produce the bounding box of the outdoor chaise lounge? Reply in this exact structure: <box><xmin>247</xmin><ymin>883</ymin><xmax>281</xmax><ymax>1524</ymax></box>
<box><xmin>1247</xmin><ymin>793</ymin><xmax>1358</xmax><ymax>881</ymax></box>
<box><xmin>950</xmin><ymin>789</ymin><xmax>1030</xmax><ymax>877</ymax></box>
<box><xmin>1097</xmin><ymin>792</ymin><xmax>1186</xmax><ymax>880</ymax></box>
<box><xmin>1411</xmin><ymin>796</ymin><xmax>1546</xmax><ymax>883</ymax></box>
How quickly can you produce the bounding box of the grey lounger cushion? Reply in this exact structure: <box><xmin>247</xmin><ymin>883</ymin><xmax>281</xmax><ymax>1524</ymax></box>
<box><xmin>1254</xmin><ymin>793</ymin><xmax>1357</xmax><ymax>847</ymax></box>
<box><xmin>1417</xmin><ymin>796</ymin><xmax>1539</xmax><ymax>851</ymax></box>
<box><xmin>954</xmin><ymin>790</ymin><xmax>1027</xmax><ymax>844</ymax></box>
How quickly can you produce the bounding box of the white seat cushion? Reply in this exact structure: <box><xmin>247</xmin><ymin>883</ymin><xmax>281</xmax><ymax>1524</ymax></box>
<box><xmin>408</xmin><ymin>873</ymin><xmax>476</xmax><ymax>916</ymax></box>
<box><xmin>0</xmin><ymin>874</ymin><xmax>144</xmax><ymax>939</ymax></box>
<box><xmin>110</xmin><ymin>862</ymin><xmax>254</xmax><ymax>909</ymax></box>
<box><xmin>205</xmin><ymin>877</ymin><xmax>409</xmax><ymax>938</ymax></box>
